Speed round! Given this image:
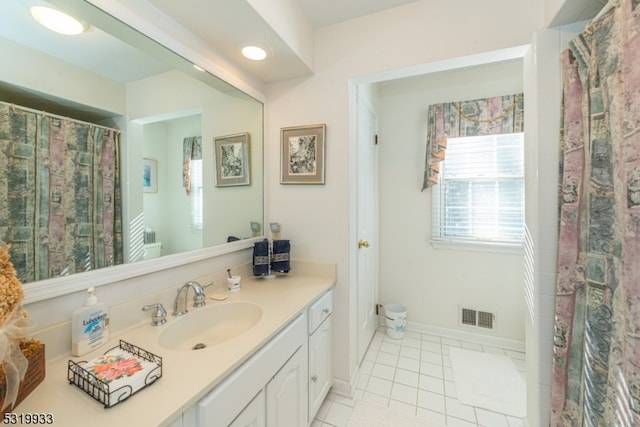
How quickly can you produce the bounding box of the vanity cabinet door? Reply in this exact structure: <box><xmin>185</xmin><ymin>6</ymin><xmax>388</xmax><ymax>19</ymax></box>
<box><xmin>309</xmin><ymin>315</ymin><xmax>333</xmax><ymax>422</ymax></box>
<box><xmin>197</xmin><ymin>314</ymin><xmax>306</xmax><ymax>427</ymax></box>
<box><xmin>167</xmin><ymin>415</ymin><xmax>183</xmax><ymax>427</ymax></box>
<box><xmin>229</xmin><ymin>390</ymin><xmax>266</xmax><ymax>427</ymax></box>
<box><xmin>167</xmin><ymin>405</ymin><xmax>197</xmax><ymax>427</ymax></box>
<box><xmin>266</xmin><ymin>346</ymin><xmax>307</xmax><ymax>427</ymax></box>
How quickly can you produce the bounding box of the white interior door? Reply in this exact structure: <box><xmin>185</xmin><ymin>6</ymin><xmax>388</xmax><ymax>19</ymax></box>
<box><xmin>356</xmin><ymin>94</ymin><xmax>379</xmax><ymax>363</ymax></box>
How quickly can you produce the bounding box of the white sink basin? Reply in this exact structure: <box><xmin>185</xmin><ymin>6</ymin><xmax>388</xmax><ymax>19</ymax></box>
<box><xmin>158</xmin><ymin>302</ymin><xmax>263</xmax><ymax>351</ymax></box>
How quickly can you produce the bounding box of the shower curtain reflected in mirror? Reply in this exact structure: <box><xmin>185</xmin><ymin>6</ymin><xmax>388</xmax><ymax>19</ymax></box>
<box><xmin>0</xmin><ymin>102</ymin><xmax>122</xmax><ymax>283</ymax></box>
<box><xmin>551</xmin><ymin>1</ymin><xmax>640</xmax><ymax>425</ymax></box>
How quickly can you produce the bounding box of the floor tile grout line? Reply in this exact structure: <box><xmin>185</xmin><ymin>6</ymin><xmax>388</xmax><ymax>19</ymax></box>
<box><xmin>320</xmin><ymin>328</ymin><xmax>525</xmax><ymax>427</ymax></box>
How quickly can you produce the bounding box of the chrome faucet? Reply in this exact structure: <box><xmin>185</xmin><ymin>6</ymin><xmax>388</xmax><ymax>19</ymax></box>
<box><xmin>142</xmin><ymin>303</ymin><xmax>167</xmax><ymax>326</ymax></box>
<box><xmin>172</xmin><ymin>280</ymin><xmax>206</xmax><ymax>316</ymax></box>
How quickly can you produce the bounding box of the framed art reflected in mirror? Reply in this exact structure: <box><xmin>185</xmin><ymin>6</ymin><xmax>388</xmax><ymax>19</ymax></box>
<box><xmin>214</xmin><ymin>133</ymin><xmax>251</xmax><ymax>187</ymax></box>
<box><xmin>143</xmin><ymin>158</ymin><xmax>158</xmax><ymax>193</ymax></box>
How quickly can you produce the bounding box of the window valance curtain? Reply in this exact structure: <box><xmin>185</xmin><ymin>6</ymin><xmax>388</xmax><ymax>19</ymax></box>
<box><xmin>182</xmin><ymin>136</ymin><xmax>202</xmax><ymax>195</ymax></box>
<box><xmin>421</xmin><ymin>93</ymin><xmax>524</xmax><ymax>191</ymax></box>
<box><xmin>0</xmin><ymin>102</ymin><xmax>122</xmax><ymax>283</ymax></box>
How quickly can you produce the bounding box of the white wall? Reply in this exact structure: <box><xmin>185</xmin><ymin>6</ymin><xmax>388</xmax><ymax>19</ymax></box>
<box><xmin>164</xmin><ymin>116</ymin><xmax>204</xmax><ymax>254</ymax></box>
<box><xmin>376</xmin><ymin>60</ymin><xmax>525</xmax><ymax>342</ymax></box>
<box><xmin>265</xmin><ymin>0</ymin><xmax>544</xmax><ymax>394</ymax></box>
<box><xmin>201</xmin><ymin>95</ymin><xmax>264</xmax><ymax>246</ymax></box>
<box><xmin>0</xmin><ymin>37</ymin><xmax>125</xmax><ymax>116</ymax></box>
<box><xmin>525</xmin><ymin>21</ymin><xmax>586</xmax><ymax>427</ymax></box>
<box><xmin>127</xmin><ymin>69</ymin><xmax>264</xmax><ymax>249</ymax></box>
<box><xmin>142</xmin><ymin>121</ymin><xmax>169</xmax><ymax>249</ymax></box>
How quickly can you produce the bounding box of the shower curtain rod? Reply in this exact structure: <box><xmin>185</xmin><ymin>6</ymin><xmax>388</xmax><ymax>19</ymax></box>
<box><xmin>591</xmin><ymin>0</ymin><xmax>616</xmax><ymax>24</ymax></box>
<box><xmin>0</xmin><ymin>100</ymin><xmax>120</xmax><ymax>133</ymax></box>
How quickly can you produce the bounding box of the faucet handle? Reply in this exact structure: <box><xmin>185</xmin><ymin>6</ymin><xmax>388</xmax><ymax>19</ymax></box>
<box><xmin>142</xmin><ymin>303</ymin><xmax>167</xmax><ymax>326</ymax></box>
<box><xmin>191</xmin><ymin>281</ymin><xmax>207</xmax><ymax>308</ymax></box>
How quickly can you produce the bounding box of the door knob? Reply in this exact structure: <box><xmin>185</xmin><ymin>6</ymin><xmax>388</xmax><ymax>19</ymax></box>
<box><xmin>358</xmin><ymin>240</ymin><xmax>370</xmax><ymax>249</ymax></box>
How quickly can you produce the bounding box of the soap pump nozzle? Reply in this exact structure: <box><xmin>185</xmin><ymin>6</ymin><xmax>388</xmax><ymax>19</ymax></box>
<box><xmin>85</xmin><ymin>287</ymin><xmax>98</xmax><ymax>306</ymax></box>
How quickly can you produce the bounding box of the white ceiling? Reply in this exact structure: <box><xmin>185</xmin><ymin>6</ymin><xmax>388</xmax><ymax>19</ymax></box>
<box><xmin>0</xmin><ymin>0</ymin><xmax>172</xmax><ymax>84</ymax></box>
<box><xmin>1</xmin><ymin>0</ymin><xmax>604</xmax><ymax>90</ymax></box>
<box><xmin>131</xmin><ymin>0</ymin><xmax>605</xmax><ymax>84</ymax></box>
<box><xmin>295</xmin><ymin>0</ymin><xmax>422</xmax><ymax>27</ymax></box>
<box><xmin>145</xmin><ymin>0</ymin><xmax>421</xmax><ymax>83</ymax></box>
<box><xmin>0</xmin><ymin>0</ymin><xmax>420</xmax><ymax>86</ymax></box>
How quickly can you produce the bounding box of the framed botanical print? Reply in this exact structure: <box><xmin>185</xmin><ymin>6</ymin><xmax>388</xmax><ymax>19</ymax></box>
<box><xmin>280</xmin><ymin>124</ymin><xmax>326</xmax><ymax>185</ymax></box>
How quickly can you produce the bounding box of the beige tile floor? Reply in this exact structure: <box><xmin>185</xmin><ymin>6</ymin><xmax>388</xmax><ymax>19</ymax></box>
<box><xmin>312</xmin><ymin>328</ymin><xmax>526</xmax><ymax>427</ymax></box>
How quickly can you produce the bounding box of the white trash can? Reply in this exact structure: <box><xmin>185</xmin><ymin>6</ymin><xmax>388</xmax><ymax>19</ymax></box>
<box><xmin>384</xmin><ymin>304</ymin><xmax>407</xmax><ymax>339</ymax></box>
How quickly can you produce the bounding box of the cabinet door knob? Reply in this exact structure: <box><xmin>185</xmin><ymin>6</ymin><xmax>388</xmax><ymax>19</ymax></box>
<box><xmin>358</xmin><ymin>240</ymin><xmax>370</xmax><ymax>249</ymax></box>
<box><xmin>311</xmin><ymin>375</ymin><xmax>318</xmax><ymax>382</ymax></box>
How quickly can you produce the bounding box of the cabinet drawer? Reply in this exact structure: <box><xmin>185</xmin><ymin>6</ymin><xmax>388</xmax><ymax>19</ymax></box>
<box><xmin>308</xmin><ymin>289</ymin><xmax>333</xmax><ymax>334</ymax></box>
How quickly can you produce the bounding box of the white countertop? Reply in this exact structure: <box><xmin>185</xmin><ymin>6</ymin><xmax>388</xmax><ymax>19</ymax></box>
<box><xmin>18</xmin><ymin>269</ymin><xmax>335</xmax><ymax>427</ymax></box>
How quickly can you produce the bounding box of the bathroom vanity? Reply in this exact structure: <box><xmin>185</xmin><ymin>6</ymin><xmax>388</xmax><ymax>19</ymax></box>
<box><xmin>17</xmin><ymin>264</ymin><xmax>335</xmax><ymax>427</ymax></box>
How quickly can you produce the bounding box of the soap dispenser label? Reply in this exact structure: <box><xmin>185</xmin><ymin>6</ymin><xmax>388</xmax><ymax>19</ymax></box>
<box><xmin>83</xmin><ymin>312</ymin><xmax>108</xmax><ymax>334</ymax></box>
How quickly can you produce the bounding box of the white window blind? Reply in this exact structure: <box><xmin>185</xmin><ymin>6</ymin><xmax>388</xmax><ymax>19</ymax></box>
<box><xmin>433</xmin><ymin>133</ymin><xmax>524</xmax><ymax>246</ymax></box>
<box><xmin>190</xmin><ymin>159</ymin><xmax>203</xmax><ymax>229</ymax></box>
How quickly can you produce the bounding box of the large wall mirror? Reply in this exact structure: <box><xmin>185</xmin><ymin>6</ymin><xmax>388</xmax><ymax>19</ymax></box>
<box><xmin>0</xmin><ymin>0</ymin><xmax>264</xmax><ymax>301</ymax></box>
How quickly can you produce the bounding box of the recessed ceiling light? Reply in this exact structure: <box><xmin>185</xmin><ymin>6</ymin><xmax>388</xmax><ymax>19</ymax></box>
<box><xmin>30</xmin><ymin>6</ymin><xmax>86</xmax><ymax>35</ymax></box>
<box><xmin>242</xmin><ymin>45</ymin><xmax>267</xmax><ymax>61</ymax></box>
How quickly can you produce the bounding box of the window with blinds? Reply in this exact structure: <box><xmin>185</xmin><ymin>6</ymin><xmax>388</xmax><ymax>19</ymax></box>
<box><xmin>432</xmin><ymin>133</ymin><xmax>524</xmax><ymax>247</ymax></box>
<box><xmin>190</xmin><ymin>159</ymin><xmax>203</xmax><ymax>229</ymax></box>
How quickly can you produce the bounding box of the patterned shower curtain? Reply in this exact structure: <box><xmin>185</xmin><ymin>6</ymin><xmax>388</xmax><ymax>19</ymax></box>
<box><xmin>551</xmin><ymin>1</ymin><xmax>640</xmax><ymax>425</ymax></box>
<box><xmin>0</xmin><ymin>102</ymin><xmax>123</xmax><ymax>283</ymax></box>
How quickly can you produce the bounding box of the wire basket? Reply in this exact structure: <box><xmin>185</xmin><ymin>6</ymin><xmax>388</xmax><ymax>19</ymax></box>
<box><xmin>68</xmin><ymin>340</ymin><xmax>162</xmax><ymax>408</ymax></box>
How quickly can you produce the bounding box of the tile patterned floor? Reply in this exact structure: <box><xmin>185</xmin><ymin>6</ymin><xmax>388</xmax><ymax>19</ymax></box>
<box><xmin>312</xmin><ymin>328</ymin><xmax>526</xmax><ymax>427</ymax></box>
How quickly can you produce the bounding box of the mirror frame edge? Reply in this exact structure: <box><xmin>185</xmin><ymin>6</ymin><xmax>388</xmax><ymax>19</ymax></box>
<box><xmin>85</xmin><ymin>0</ymin><xmax>267</xmax><ymax>103</ymax></box>
<box><xmin>23</xmin><ymin>237</ymin><xmax>264</xmax><ymax>304</ymax></box>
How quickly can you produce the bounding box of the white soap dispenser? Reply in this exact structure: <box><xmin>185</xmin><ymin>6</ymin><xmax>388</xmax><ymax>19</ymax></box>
<box><xmin>71</xmin><ymin>287</ymin><xmax>110</xmax><ymax>356</ymax></box>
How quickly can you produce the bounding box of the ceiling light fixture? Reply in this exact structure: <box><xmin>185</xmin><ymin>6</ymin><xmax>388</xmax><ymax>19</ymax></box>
<box><xmin>242</xmin><ymin>45</ymin><xmax>267</xmax><ymax>61</ymax></box>
<box><xmin>193</xmin><ymin>64</ymin><xmax>205</xmax><ymax>72</ymax></box>
<box><xmin>30</xmin><ymin>6</ymin><xmax>86</xmax><ymax>36</ymax></box>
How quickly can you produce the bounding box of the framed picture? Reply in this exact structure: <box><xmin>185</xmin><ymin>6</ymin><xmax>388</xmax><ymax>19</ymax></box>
<box><xmin>214</xmin><ymin>133</ymin><xmax>251</xmax><ymax>187</ymax></box>
<box><xmin>143</xmin><ymin>158</ymin><xmax>157</xmax><ymax>193</ymax></box>
<box><xmin>280</xmin><ymin>124</ymin><xmax>326</xmax><ymax>185</ymax></box>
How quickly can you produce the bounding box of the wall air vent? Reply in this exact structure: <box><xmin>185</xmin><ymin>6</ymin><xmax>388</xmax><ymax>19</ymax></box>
<box><xmin>459</xmin><ymin>307</ymin><xmax>495</xmax><ymax>330</ymax></box>
<box><xmin>461</xmin><ymin>308</ymin><xmax>477</xmax><ymax>326</ymax></box>
<box><xmin>477</xmin><ymin>310</ymin><xmax>494</xmax><ymax>329</ymax></box>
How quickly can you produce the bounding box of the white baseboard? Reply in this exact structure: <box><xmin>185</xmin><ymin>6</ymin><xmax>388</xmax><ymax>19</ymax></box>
<box><xmin>329</xmin><ymin>360</ymin><xmax>362</xmax><ymax>400</ymax></box>
<box><xmin>406</xmin><ymin>321</ymin><xmax>525</xmax><ymax>352</ymax></box>
<box><xmin>331</xmin><ymin>377</ymin><xmax>356</xmax><ymax>399</ymax></box>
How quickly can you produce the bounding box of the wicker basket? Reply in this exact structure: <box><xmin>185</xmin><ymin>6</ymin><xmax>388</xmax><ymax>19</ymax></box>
<box><xmin>0</xmin><ymin>343</ymin><xmax>46</xmax><ymax>416</ymax></box>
